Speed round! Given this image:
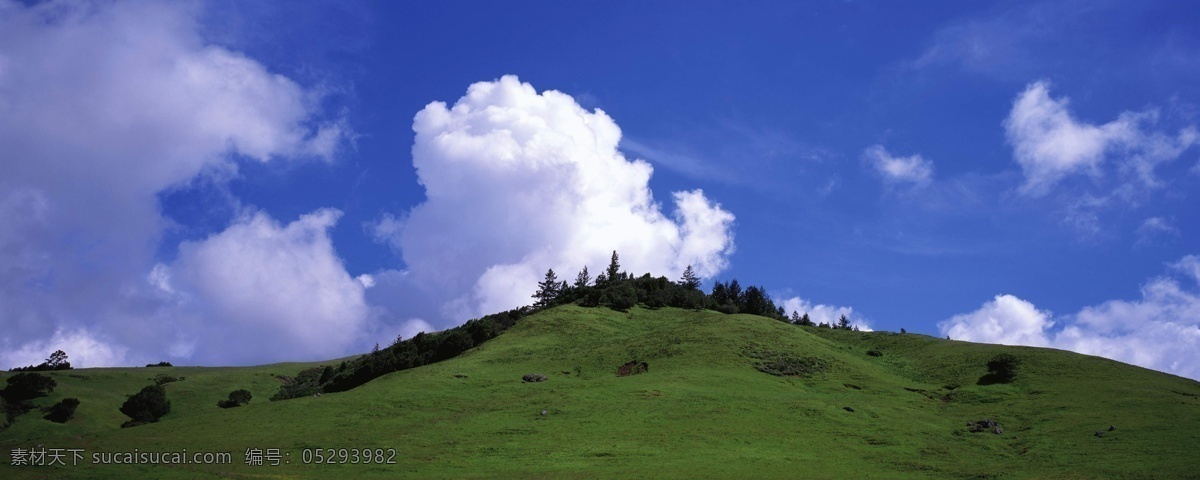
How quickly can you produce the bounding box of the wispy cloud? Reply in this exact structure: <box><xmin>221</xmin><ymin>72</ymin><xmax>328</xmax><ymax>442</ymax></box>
<box><xmin>1135</xmin><ymin>216</ymin><xmax>1181</xmax><ymax>249</ymax></box>
<box><xmin>864</xmin><ymin>145</ymin><xmax>934</xmax><ymax>187</ymax></box>
<box><xmin>621</xmin><ymin>120</ymin><xmax>835</xmax><ymax>192</ymax></box>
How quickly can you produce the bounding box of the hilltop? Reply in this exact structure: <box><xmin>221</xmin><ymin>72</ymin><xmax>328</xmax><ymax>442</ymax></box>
<box><xmin>2</xmin><ymin>305</ymin><xmax>1199</xmax><ymax>478</ymax></box>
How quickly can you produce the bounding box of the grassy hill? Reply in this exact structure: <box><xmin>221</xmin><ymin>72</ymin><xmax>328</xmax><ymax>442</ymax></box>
<box><xmin>3</xmin><ymin>305</ymin><xmax>1199</xmax><ymax>479</ymax></box>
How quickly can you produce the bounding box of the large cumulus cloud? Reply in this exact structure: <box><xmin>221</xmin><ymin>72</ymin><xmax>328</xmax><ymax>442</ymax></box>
<box><xmin>0</xmin><ymin>0</ymin><xmax>352</xmax><ymax>367</ymax></box>
<box><xmin>940</xmin><ymin>255</ymin><xmax>1200</xmax><ymax>380</ymax></box>
<box><xmin>156</xmin><ymin>209</ymin><xmax>372</xmax><ymax>364</ymax></box>
<box><xmin>371</xmin><ymin>75</ymin><xmax>735</xmax><ymax>324</ymax></box>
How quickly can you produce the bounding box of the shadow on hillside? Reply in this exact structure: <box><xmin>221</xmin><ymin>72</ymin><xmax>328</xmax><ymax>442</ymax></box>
<box><xmin>976</xmin><ymin>373</ymin><xmax>1006</xmax><ymax>386</ymax></box>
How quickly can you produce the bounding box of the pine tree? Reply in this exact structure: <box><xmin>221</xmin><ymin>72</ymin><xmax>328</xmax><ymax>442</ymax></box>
<box><xmin>790</xmin><ymin>310</ymin><xmax>802</xmax><ymax>324</ymax></box>
<box><xmin>837</xmin><ymin>314</ymin><xmax>851</xmax><ymax>330</ymax></box>
<box><xmin>727</xmin><ymin>279</ymin><xmax>743</xmax><ymax>306</ymax></box>
<box><xmin>742</xmin><ymin>286</ymin><xmax>768</xmax><ymax>315</ymax></box>
<box><xmin>679</xmin><ymin>265</ymin><xmax>701</xmax><ymax>290</ymax></box>
<box><xmin>533</xmin><ymin>268</ymin><xmax>562</xmax><ymax>307</ymax></box>
<box><xmin>710</xmin><ymin>282</ymin><xmax>729</xmax><ymax>305</ymax></box>
<box><xmin>605</xmin><ymin>251</ymin><xmax>621</xmax><ymax>285</ymax></box>
<box><xmin>799</xmin><ymin>313</ymin><xmax>814</xmax><ymax>326</ymax></box>
<box><xmin>574</xmin><ymin>266</ymin><xmax>591</xmax><ymax>289</ymax></box>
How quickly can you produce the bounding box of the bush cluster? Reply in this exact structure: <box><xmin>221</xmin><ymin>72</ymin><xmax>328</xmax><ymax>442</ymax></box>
<box><xmin>120</xmin><ymin>385</ymin><xmax>170</xmax><ymax>427</ymax></box>
<box><xmin>44</xmin><ymin>398</ymin><xmax>80</xmax><ymax>423</ymax></box>
<box><xmin>218</xmin><ymin>389</ymin><xmax>252</xmax><ymax>408</ymax></box>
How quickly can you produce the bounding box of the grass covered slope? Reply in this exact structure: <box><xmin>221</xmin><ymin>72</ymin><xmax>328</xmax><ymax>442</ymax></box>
<box><xmin>3</xmin><ymin>305</ymin><xmax>1200</xmax><ymax>479</ymax></box>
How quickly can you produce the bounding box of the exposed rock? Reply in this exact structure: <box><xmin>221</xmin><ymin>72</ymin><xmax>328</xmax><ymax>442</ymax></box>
<box><xmin>967</xmin><ymin>418</ymin><xmax>1002</xmax><ymax>434</ymax></box>
<box><xmin>843</xmin><ymin>406</ymin><xmax>855</xmax><ymax>412</ymax></box>
<box><xmin>522</xmin><ymin>374</ymin><xmax>547</xmax><ymax>383</ymax></box>
<box><xmin>1108</xmin><ymin>425</ymin><xmax>1116</xmax><ymax>431</ymax></box>
<box><xmin>617</xmin><ymin>361</ymin><xmax>649</xmax><ymax>377</ymax></box>
<box><xmin>540</xmin><ymin>410</ymin><xmax>547</xmax><ymax>416</ymax></box>
<box><xmin>1095</xmin><ymin>430</ymin><xmax>1104</xmax><ymax>438</ymax></box>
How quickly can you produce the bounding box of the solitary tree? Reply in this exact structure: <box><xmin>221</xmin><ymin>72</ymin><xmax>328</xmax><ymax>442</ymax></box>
<box><xmin>987</xmin><ymin>353</ymin><xmax>1021</xmax><ymax>383</ymax></box>
<box><xmin>218</xmin><ymin>389</ymin><xmax>253</xmax><ymax>408</ymax></box>
<box><xmin>533</xmin><ymin>268</ymin><xmax>562</xmax><ymax>307</ymax></box>
<box><xmin>46</xmin><ymin>350</ymin><xmax>70</xmax><ymax>370</ymax></box>
<box><xmin>679</xmin><ymin>265</ymin><xmax>701</xmax><ymax>290</ymax></box>
<box><xmin>120</xmin><ymin>385</ymin><xmax>170</xmax><ymax>425</ymax></box>
<box><xmin>44</xmin><ymin>398</ymin><xmax>80</xmax><ymax>423</ymax></box>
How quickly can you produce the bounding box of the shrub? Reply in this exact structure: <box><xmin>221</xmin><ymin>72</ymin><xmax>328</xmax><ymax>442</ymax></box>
<box><xmin>120</xmin><ymin>385</ymin><xmax>170</xmax><ymax>425</ymax></box>
<box><xmin>715</xmin><ymin>304</ymin><xmax>739</xmax><ymax>315</ymax></box>
<box><xmin>867</xmin><ymin>350</ymin><xmax>883</xmax><ymax>357</ymax></box>
<box><xmin>3</xmin><ymin>373</ymin><xmax>57</xmax><ymax>401</ymax></box>
<box><xmin>218</xmin><ymin>389</ymin><xmax>252</xmax><ymax>408</ymax></box>
<box><xmin>44</xmin><ymin>398</ymin><xmax>80</xmax><ymax>423</ymax></box>
<box><xmin>146</xmin><ymin>361</ymin><xmax>173</xmax><ymax>367</ymax></box>
<box><xmin>607</xmin><ymin>284</ymin><xmax>638</xmax><ymax>311</ymax></box>
<box><xmin>987</xmin><ymin>353</ymin><xmax>1021</xmax><ymax>383</ymax></box>
<box><xmin>153</xmin><ymin>374</ymin><xmax>180</xmax><ymax>385</ymax></box>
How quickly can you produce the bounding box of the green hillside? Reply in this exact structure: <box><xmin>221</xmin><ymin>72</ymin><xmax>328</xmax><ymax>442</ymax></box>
<box><xmin>3</xmin><ymin>305</ymin><xmax>1199</xmax><ymax>479</ymax></box>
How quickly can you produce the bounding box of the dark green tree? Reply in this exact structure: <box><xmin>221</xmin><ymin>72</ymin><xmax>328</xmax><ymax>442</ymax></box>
<box><xmin>3</xmin><ymin>373</ymin><xmax>56</xmax><ymax>401</ymax></box>
<box><xmin>605</xmin><ymin>251</ymin><xmax>622</xmax><ymax>285</ymax></box>
<box><xmin>607</xmin><ymin>283</ymin><xmax>637</xmax><ymax>311</ymax></box>
<box><xmin>710</xmin><ymin>282</ymin><xmax>730</xmax><ymax>305</ymax></box>
<box><xmin>987</xmin><ymin>353</ymin><xmax>1021</xmax><ymax>383</ymax></box>
<box><xmin>572</xmin><ymin>266</ymin><xmax>590</xmax><ymax>288</ymax></box>
<box><xmin>798</xmin><ymin>313</ymin><xmax>814</xmax><ymax>326</ymax></box>
<box><xmin>742</xmin><ymin>286</ymin><xmax>769</xmax><ymax>315</ymax></box>
<box><xmin>533</xmin><ymin>268</ymin><xmax>562</xmax><ymax>307</ymax></box>
<box><xmin>574</xmin><ymin>266</ymin><xmax>591</xmax><ymax>289</ymax></box>
<box><xmin>46</xmin><ymin>350</ymin><xmax>71</xmax><ymax>370</ymax></box>
<box><xmin>679</xmin><ymin>265</ymin><xmax>702</xmax><ymax>290</ymax></box>
<box><xmin>218</xmin><ymin>389</ymin><xmax>253</xmax><ymax>408</ymax></box>
<box><xmin>120</xmin><ymin>385</ymin><xmax>170</xmax><ymax>424</ymax></box>
<box><xmin>44</xmin><ymin>398</ymin><xmax>80</xmax><ymax>423</ymax></box>
<box><xmin>727</xmin><ymin>279</ymin><xmax>743</xmax><ymax>307</ymax></box>
<box><xmin>837</xmin><ymin>315</ymin><xmax>851</xmax><ymax>330</ymax></box>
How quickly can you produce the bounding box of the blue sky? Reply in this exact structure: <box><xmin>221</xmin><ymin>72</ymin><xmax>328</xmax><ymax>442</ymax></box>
<box><xmin>2</xmin><ymin>0</ymin><xmax>1198</xmax><ymax>379</ymax></box>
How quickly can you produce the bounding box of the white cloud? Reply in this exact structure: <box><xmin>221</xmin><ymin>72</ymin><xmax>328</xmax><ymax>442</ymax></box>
<box><xmin>371</xmin><ymin>75</ymin><xmax>735</xmax><ymax>324</ymax></box>
<box><xmin>780</xmin><ymin>296</ymin><xmax>872</xmax><ymax>331</ymax></box>
<box><xmin>165</xmin><ymin>209</ymin><xmax>371</xmax><ymax>364</ymax></box>
<box><xmin>864</xmin><ymin>145</ymin><xmax>934</xmax><ymax>186</ymax></box>
<box><xmin>0</xmin><ymin>328</ymin><xmax>128</xmax><ymax>370</ymax></box>
<box><xmin>0</xmin><ymin>1</ymin><xmax>345</xmax><ymax>367</ymax></box>
<box><xmin>1004</xmin><ymin>81</ymin><xmax>1198</xmax><ymax>196</ymax></box>
<box><xmin>940</xmin><ymin>295</ymin><xmax>1053</xmax><ymax>347</ymax></box>
<box><xmin>939</xmin><ymin>256</ymin><xmax>1200</xmax><ymax>381</ymax></box>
